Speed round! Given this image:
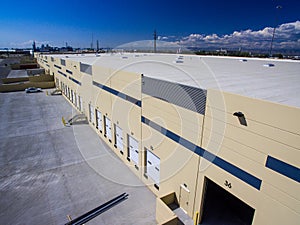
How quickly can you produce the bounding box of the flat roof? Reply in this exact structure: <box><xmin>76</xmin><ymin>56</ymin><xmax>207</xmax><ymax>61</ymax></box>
<box><xmin>50</xmin><ymin>53</ymin><xmax>300</xmax><ymax>108</ymax></box>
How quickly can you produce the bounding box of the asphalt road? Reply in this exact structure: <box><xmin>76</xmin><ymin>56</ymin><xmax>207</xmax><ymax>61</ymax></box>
<box><xmin>0</xmin><ymin>90</ymin><xmax>156</xmax><ymax>225</ymax></box>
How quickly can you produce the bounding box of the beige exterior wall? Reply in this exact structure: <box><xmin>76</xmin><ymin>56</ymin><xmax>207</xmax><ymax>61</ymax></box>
<box><xmin>197</xmin><ymin>89</ymin><xmax>300</xmax><ymax>225</ymax></box>
<box><xmin>36</xmin><ymin>54</ymin><xmax>300</xmax><ymax>225</ymax></box>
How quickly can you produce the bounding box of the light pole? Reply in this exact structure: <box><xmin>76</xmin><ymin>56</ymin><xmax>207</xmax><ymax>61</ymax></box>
<box><xmin>269</xmin><ymin>5</ymin><xmax>282</xmax><ymax>57</ymax></box>
<box><xmin>154</xmin><ymin>29</ymin><xmax>157</xmax><ymax>53</ymax></box>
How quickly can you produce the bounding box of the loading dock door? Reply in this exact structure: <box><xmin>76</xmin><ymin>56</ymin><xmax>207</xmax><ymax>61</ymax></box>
<box><xmin>115</xmin><ymin>125</ymin><xmax>123</xmax><ymax>152</ymax></box>
<box><xmin>128</xmin><ymin>136</ymin><xmax>139</xmax><ymax>165</ymax></box>
<box><xmin>72</xmin><ymin>90</ymin><xmax>75</xmax><ymax>104</ymax></box>
<box><xmin>67</xmin><ymin>87</ymin><xmax>70</xmax><ymax>99</ymax></box>
<box><xmin>71</xmin><ymin>90</ymin><xmax>73</xmax><ymax>103</ymax></box>
<box><xmin>104</xmin><ymin>117</ymin><xmax>112</xmax><ymax>141</ymax></box>
<box><xmin>74</xmin><ymin>92</ymin><xmax>77</xmax><ymax>106</ymax></box>
<box><xmin>77</xmin><ymin>95</ymin><xmax>80</xmax><ymax>109</ymax></box>
<box><xmin>96</xmin><ymin>110</ymin><xmax>103</xmax><ymax>132</ymax></box>
<box><xmin>200</xmin><ymin>177</ymin><xmax>255</xmax><ymax>225</ymax></box>
<box><xmin>79</xmin><ymin>96</ymin><xmax>83</xmax><ymax>111</ymax></box>
<box><xmin>146</xmin><ymin>149</ymin><xmax>160</xmax><ymax>186</ymax></box>
<box><xmin>89</xmin><ymin>104</ymin><xmax>95</xmax><ymax>124</ymax></box>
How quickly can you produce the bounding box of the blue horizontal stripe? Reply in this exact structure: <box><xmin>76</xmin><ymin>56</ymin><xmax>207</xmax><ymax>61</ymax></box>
<box><xmin>66</xmin><ymin>69</ymin><xmax>73</xmax><ymax>74</ymax></box>
<box><xmin>103</xmin><ymin>85</ymin><xmax>119</xmax><ymax>96</ymax></box>
<box><xmin>213</xmin><ymin>156</ymin><xmax>262</xmax><ymax>190</ymax></box>
<box><xmin>54</xmin><ymin>64</ymin><xmax>62</xmax><ymax>69</ymax></box>
<box><xmin>93</xmin><ymin>81</ymin><xmax>141</xmax><ymax>107</ymax></box>
<box><xmin>141</xmin><ymin>116</ymin><xmax>262</xmax><ymax>190</ymax></box>
<box><xmin>266</xmin><ymin>156</ymin><xmax>300</xmax><ymax>183</ymax></box>
<box><xmin>58</xmin><ymin>70</ymin><xmax>67</xmax><ymax>77</ymax></box>
<box><xmin>93</xmin><ymin>81</ymin><xmax>103</xmax><ymax>89</ymax></box>
<box><xmin>69</xmin><ymin>77</ymin><xmax>81</xmax><ymax>86</ymax></box>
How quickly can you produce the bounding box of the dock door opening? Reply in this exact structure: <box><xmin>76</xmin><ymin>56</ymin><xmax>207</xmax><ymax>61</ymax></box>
<box><xmin>114</xmin><ymin>124</ymin><xmax>123</xmax><ymax>152</ymax></box>
<box><xmin>96</xmin><ymin>110</ymin><xmax>103</xmax><ymax>133</ymax></box>
<box><xmin>200</xmin><ymin>177</ymin><xmax>255</xmax><ymax>225</ymax></box>
<box><xmin>128</xmin><ymin>135</ymin><xmax>139</xmax><ymax>168</ymax></box>
<box><xmin>104</xmin><ymin>116</ymin><xmax>112</xmax><ymax>142</ymax></box>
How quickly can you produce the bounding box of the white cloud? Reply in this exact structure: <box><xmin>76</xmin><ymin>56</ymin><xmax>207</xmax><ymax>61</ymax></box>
<box><xmin>175</xmin><ymin>21</ymin><xmax>300</xmax><ymax>51</ymax></box>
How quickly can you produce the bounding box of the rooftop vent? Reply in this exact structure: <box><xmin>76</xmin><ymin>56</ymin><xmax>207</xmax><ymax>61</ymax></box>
<box><xmin>263</xmin><ymin>63</ymin><xmax>275</xmax><ymax>67</ymax></box>
<box><xmin>174</xmin><ymin>60</ymin><xmax>184</xmax><ymax>63</ymax></box>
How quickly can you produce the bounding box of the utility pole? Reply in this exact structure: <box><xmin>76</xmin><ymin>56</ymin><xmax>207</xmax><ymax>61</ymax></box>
<box><xmin>97</xmin><ymin>40</ymin><xmax>99</xmax><ymax>52</ymax></box>
<box><xmin>154</xmin><ymin>29</ymin><xmax>157</xmax><ymax>53</ymax></box>
<box><xmin>32</xmin><ymin>41</ymin><xmax>36</xmax><ymax>52</ymax></box>
<box><xmin>91</xmin><ymin>34</ymin><xmax>94</xmax><ymax>50</ymax></box>
<box><xmin>269</xmin><ymin>5</ymin><xmax>282</xmax><ymax>57</ymax></box>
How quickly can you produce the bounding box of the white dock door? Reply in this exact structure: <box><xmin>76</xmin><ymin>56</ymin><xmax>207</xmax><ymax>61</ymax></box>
<box><xmin>96</xmin><ymin>110</ymin><xmax>102</xmax><ymax>132</ymax></box>
<box><xmin>115</xmin><ymin>125</ymin><xmax>123</xmax><ymax>152</ymax></box>
<box><xmin>89</xmin><ymin>104</ymin><xmax>95</xmax><ymax>124</ymax></box>
<box><xmin>105</xmin><ymin>117</ymin><xmax>112</xmax><ymax>141</ymax></box>
<box><xmin>77</xmin><ymin>94</ymin><xmax>80</xmax><ymax>109</ymax></box>
<box><xmin>74</xmin><ymin>92</ymin><xmax>77</xmax><ymax>106</ymax></box>
<box><xmin>79</xmin><ymin>96</ymin><xmax>83</xmax><ymax>111</ymax></box>
<box><xmin>72</xmin><ymin>90</ymin><xmax>75</xmax><ymax>104</ymax></box>
<box><xmin>129</xmin><ymin>136</ymin><xmax>139</xmax><ymax>165</ymax></box>
<box><xmin>146</xmin><ymin>149</ymin><xmax>160</xmax><ymax>185</ymax></box>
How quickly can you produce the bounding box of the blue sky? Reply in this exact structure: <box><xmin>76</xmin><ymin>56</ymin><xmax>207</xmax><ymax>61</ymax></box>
<box><xmin>0</xmin><ymin>0</ymin><xmax>299</xmax><ymax>50</ymax></box>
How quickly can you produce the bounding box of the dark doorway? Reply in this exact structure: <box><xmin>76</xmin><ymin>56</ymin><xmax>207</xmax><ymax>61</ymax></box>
<box><xmin>200</xmin><ymin>177</ymin><xmax>255</xmax><ymax>225</ymax></box>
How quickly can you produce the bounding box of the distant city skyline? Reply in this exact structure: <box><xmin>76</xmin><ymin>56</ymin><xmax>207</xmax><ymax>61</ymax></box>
<box><xmin>0</xmin><ymin>0</ymin><xmax>299</xmax><ymax>52</ymax></box>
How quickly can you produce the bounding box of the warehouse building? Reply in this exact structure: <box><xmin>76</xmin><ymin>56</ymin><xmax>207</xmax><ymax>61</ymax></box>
<box><xmin>36</xmin><ymin>53</ymin><xmax>300</xmax><ymax>225</ymax></box>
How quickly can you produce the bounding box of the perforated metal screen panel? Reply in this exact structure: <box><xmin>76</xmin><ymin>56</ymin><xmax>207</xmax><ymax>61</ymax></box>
<box><xmin>60</xmin><ymin>59</ymin><xmax>66</xmax><ymax>66</ymax></box>
<box><xmin>80</xmin><ymin>63</ymin><xmax>92</xmax><ymax>75</ymax></box>
<box><xmin>142</xmin><ymin>76</ymin><xmax>207</xmax><ymax>115</ymax></box>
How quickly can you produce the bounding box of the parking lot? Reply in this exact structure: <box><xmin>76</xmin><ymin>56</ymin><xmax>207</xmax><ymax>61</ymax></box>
<box><xmin>0</xmin><ymin>90</ymin><xmax>156</xmax><ymax>225</ymax></box>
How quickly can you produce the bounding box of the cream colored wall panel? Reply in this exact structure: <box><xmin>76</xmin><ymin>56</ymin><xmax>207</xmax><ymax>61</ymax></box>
<box><xmin>203</xmin><ymin>117</ymin><xmax>300</xmax><ymax>167</ymax></box>
<box><xmin>261</xmin><ymin>182</ymin><xmax>300</xmax><ymax>214</ymax></box>
<box><xmin>263</xmin><ymin>168</ymin><xmax>299</xmax><ymax>201</ymax></box>
<box><xmin>110</xmin><ymin>71</ymin><xmax>141</xmax><ymax>99</ymax></box>
<box><xmin>92</xmin><ymin>65</ymin><xmax>111</xmax><ymax>85</ymax></box>
<box><xmin>174</xmin><ymin>103</ymin><xmax>204</xmax><ymax>128</ymax></box>
<box><xmin>143</xmin><ymin>94</ymin><xmax>181</xmax><ymax>114</ymax></box>
<box><xmin>111</xmin><ymin>96</ymin><xmax>141</xmax><ymax>139</ymax></box>
<box><xmin>143</xmin><ymin>96</ymin><xmax>203</xmax><ymax>146</ymax></box>
<box><xmin>93</xmin><ymin>88</ymin><xmax>112</xmax><ymax>117</ymax></box>
<box><xmin>142</xmin><ymin>124</ymin><xmax>178</xmax><ymax>160</ymax></box>
<box><xmin>159</xmin><ymin>151</ymin><xmax>199</xmax><ymax>217</ymax></box>
<box><xmin>143</xmin><ymin>108</ymin><xmax>183</xmax><ymax>135</ymax></box>
<box><xmin>203</xmin><ymin>138</ymin><xmax>266</xmax><ymax>181</ymax></box>
<box><xmin>160</xmin><ymin>146</ymin><xmax>197</xmax><ymax>188</ymax></box>
<box><xmin>142</xmin><ymin>124</ymin><xmax>201</xmax><ymax>217</ymax></box>
<box><xmin>143</xmin><ymin>94</ymin><xmax>204</xmax><ymax>127</ymax></box>
<box><xmin>207</xmin><ymin>89</ymin><xmax>300</xmax><ymax>135</ymax></box>
<box><xmin>202</xmin><ymin>130</ymin><xmax>266</xmax><ymax>165</ymax></box>
<box><xmin>254</xmin><ymin>193</ymin><xmax>300</xmax><ymax>225</ymax></box>
<box><xmin>205</xmin><ymin>106</ymin><xmax>300</xmax><ymax>150</ymax></box>
<box><xmin>81</xmin><ymin>75</ymin><xmax>95</xmax><ymax>107</ymax></box>
<box><xmin>65</xmin><ymin>60</ymin><xmax>82</xmax><ymax>80</ymax></box>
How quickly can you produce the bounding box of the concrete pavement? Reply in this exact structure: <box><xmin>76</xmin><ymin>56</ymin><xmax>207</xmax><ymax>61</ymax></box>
<box><xmin>7</xmin><ymin>69</ymin><xmax>28</xmax><ymax>78</ymax></box>
<box><xmin>0</xmin><ymin>90</ymin><xmax>156</xmax><ymax>225</ymax></box>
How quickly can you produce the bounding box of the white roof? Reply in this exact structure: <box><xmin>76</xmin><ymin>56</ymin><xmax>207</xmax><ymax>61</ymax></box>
<box><xmin>52</xmin><ymin>53</ymin><xmax>300</xmax><ymax>108</ymax></box>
